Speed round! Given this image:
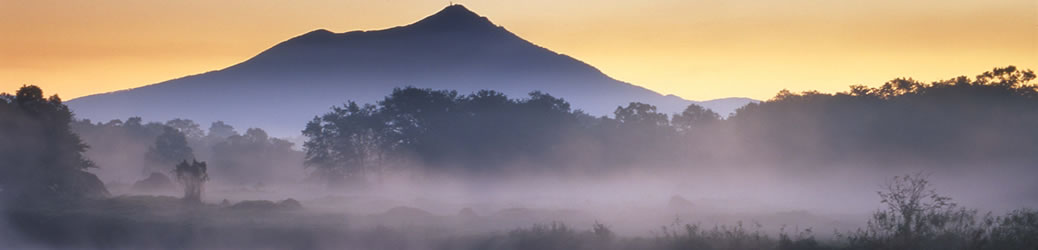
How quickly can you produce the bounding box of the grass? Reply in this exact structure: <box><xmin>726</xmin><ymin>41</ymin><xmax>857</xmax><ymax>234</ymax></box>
<box><xmin>2</xmin><ymin>174</ymin><xmax>1037</xmax><ymax>250</ymax></box>
<box><xmin>3</xmin><ymin>203</ymin><xmax>1035</xmax><ymax>250</ymax></box>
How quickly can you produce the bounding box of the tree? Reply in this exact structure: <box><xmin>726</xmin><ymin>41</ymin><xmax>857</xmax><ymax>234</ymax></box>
<box><xmin>173</xmin><ymin>159</ymin><xmax>209</xmax><ymax>203</ymax></box>
<box><xmin>727</xmin><ymin>65</ymin><xmax>1038</xmax><ymax>164</ymax></box>
<box><xmin>303</xmin><ymin>101</ymin><xmax>388</xmax><ymax>186</ymax></box>
<box><xmin>0</xmin><ymin>85</ymin><xmax>108</xmax><ymax>203</ymax></box>
<box><xmin>71</xmin><ymin>116</ymin><xmax>171</xmax><ymax>182</ymax></box>
<box><xmin>848</xmin><ymin>173</ymin><xmax>968</xmax><ymax>248</ymax></box>
<box><xmin>671</xmin><ymin>103</ymin><xmax>720</xmax><ymax>134</ymax></box>
<box><xmin>146</xmin><ymin>126</ymin><xmax>194</xmax><ymax>174</ymax></box>
<box><xmin>876</xmin><ymin>173</ymin><xmax>954</xmax><ymax>238</ymax></box>
<box><xmin>613</xmin><ymin>102</ymin><xmax>669</xmax><ymax>128</ymax></box>
<box><xmin>377</xmin><ymin>87</ymin><xmax>462</xmax><ymax>165</ymax></box>
<box><xmin>840</xmin><ymin>173</ymin><xmax>990</xmax><ymax>249</ymax></box>
<box><xmin>211</xmin><ymin>127</ymin><xmax>302</xmax><ymax>184</ymax></box>
<box><xmin>207</xmin><ymin>121</ymin><xmax>238</xmax><ymax>139</ymax></box>
<box><xmin>303</xmin><ymin>87</ymin><xmax>604</xmax><ymax>182</ymax></box>
<box><xmin>165</xmin><ymin>118</ymin><xmax>204</xmax><ymax>139</ymax></box>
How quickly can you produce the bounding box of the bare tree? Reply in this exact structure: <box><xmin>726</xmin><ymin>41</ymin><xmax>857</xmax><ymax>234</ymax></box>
<box><xmin>847</xmin><ymin>173</ymin><xmax>979</xmax><ymax>248</ymax></box>
<box><xmin>876</xmin><ymin>173</ymin><xmax>955</xmax><ymax>239</ymax></box>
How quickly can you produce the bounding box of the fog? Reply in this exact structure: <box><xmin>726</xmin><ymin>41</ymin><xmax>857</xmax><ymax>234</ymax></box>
<box><xmin>156</xmin><ymin>163</ymin><xmax>1033</xmax><ymax>233</ymax></box>
<box><xmin>58</xmin><ymin>157</ymin><xmax>1037</xmax><ymax>249</ymax></box>
<box><xmin>3</xmin><ymin>67</ymin><xmax>1038</xmax><ymax>249</ymax></box>
<box><xmin>78</xmin><ymin>124</ymin><xmax>1038</xmax><ymax>238</ymax></box>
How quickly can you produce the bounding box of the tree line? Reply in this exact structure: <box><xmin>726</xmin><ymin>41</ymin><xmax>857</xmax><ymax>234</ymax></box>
<box><xmin>303</xmin><ymin>66</ymin><xmax>1038</xmax><ymax>185</ymax></box>
<box><xmin>729</xmin><ymin>65</ymin><xmax>1038</xmax><ymax>165</ymax></box>
<box><xmin>301</xmin><ymin>87</ymin><xmax>726</xmax><ymax>185</ymax></box>
<box><xmin>71</xmin><ymin>117</ymin><xmax>303</xmax><ymax>186</ymax></box>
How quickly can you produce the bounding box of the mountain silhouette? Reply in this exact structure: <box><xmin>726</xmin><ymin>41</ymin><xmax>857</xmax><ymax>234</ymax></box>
<box><xmin>68</xmin><ymin>5</ymin><xmax>756</xmax><ymax>135</ymax></box>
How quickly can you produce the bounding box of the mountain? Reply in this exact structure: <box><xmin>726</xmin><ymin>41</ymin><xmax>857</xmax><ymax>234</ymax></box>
<box><xmin>698</xmin><ymin>97</ymin><xmax>759</xmax><ymax>116</ymax></box>
<box><xmin>68</xmin><ymin>5</ymin><xmax>756</xmax><ymax>135</ymax></box>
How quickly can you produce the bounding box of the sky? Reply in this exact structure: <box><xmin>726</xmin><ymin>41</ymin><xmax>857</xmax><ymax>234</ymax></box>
<box><xmin>1</xmin><ymin>0</ymin><xmax>1036</xmax><ymax>101</ymax></box>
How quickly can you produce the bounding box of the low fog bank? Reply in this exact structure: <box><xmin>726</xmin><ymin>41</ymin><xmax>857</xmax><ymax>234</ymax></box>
<box><xmin>89</xmin><ymin>161</ymin><xmax>1037</xmax><ymax>238</ymax></box>
<box><xmin>7</xmin><ymin>160</ymin><xmax>1016</xmax><ymax>250</ymax></box>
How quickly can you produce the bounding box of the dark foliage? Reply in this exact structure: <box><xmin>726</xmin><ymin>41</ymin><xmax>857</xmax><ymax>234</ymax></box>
<box><xmin>729</xmin><ymin>66</ymin><xmax>1038</xmax><ymax>165</ymax></box>
<box><xmin>840</xmin><ymin>174</ymin><xmax>1038</xmax><ymax>250</ymax></box>
<box><xmin>131</xmin><ymin>172</ymin><xmax>176</xmax><ymax>192</ymax></box>
<box><xmin>72</xmin><ymin>118</ymin><xmax>303</xmax><ymax>185</ymax></box>
<box><xmin>0</xmin><ymin>85</ymin><xmax>108</xmax><ymax>204</ymax></box>
<box><xmin>148</xmin><ymin>127</ymin><xmax>195</xmax><ymax>169</ymax></box>
<box><xmin>173</xmin><ymin>160</ymin><xmax>208</xmax><ymax>203</ymax></box>
<box><xmin>303</xmin><ymin>88</ymin><xmax>706</xmax><ymax>185</ymax></box>
<box><xmin>71</xmin><ymin>116</ymin><xmax>168</xmax><ymax>177</ymax></box>
<box><xmin>304</xmin><ymin>66</ymin><xmax>1038</xmax><ymax>185</ymax></box>
<box><xmin>210</xmin><ymin>128</ymin><xmax>302</xmax><ymax>185</ymax></box>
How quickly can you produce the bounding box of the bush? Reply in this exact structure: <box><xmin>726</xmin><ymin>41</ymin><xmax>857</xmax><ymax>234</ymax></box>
<box><xmin>131</xmin><ymin>172</ymin><xmax>175</xmax><ymax>192</ymax></box>
<box><xmin>275</xmin><ymin>199</ymin><xmax>303</xmax><ymax>210</ymax></box>
<box><xmin>655</xmin><ymin>221</ymin><xmax>775</xmax><ymax>250</ymax></box>
<box><xmin>840</xmin><ymin>174</ymin><xmax>1038</xmax><ymax>250</ymax></box>
<box><xmin>229</xmin><ymin>200</ymin><xmax>277</xmax><ymax>210</ymax></box>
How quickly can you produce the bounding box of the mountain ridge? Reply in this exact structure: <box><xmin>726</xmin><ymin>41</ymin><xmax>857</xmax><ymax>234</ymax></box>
<box><xmin>68</xmin><ymin>4</ymin><xmax>756</xmax><ymax>135</ymax></box>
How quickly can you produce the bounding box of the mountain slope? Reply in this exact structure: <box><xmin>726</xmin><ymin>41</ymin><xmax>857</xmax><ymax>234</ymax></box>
<box><xmin>68</xmin><ymin>5</ymin><xmax>755</xmax><ymax>135</ymax></box>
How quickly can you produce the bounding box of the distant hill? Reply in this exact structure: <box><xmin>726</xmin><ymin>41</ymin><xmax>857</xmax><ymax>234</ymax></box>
<box><xmin>68</xmin><ymin>5</ymin><xmax>756</xmax><ymax>135</ymax></box>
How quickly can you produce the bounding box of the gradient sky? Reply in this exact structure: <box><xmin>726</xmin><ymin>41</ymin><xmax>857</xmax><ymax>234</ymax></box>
<box><xmin>2</xmin><ymin>0</ymin><xmax>1036</xmax><ymax>101</ymax></box>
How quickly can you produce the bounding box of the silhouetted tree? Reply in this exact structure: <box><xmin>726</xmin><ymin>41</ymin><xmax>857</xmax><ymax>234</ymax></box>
<box><xmin>0</xmin><ymin>85</ymin><xmax>108</xmax><ymax>204</ymax></box>
<box><xmin>300</xmin><ymin>66</ymin><xmax>1038</xmax><ymax>180</ymax></box>
<box><xmin>613</xmin><ymin>102</ymin><xmax>669</xmax><ymax>128</ymax></box>
<box><xmin>671</xmin><ymin>103</ymin><xmax>720</xmax><ymax>134</ymax></box>
<box><xmin>71</xmin><ymin>116</ymin><xmax>172</xmax><ymax>182</ymax></box>
<box><xmin>74</xmin><ymin>117</ymin><xmax>304</xmax><ymax>186</ymax></box>
<box><xmin>207</xmin><ymin>121</ymin><xmax>238</xmax><ymax>139</ymax></box>
<box><xmin>147</xmin><ymin>127</ymin><xmax>194</xmax><ymax>174</ymax></box>
<box><xmin>304</xmin><ymin>87</ymin><xmax>684</xmax><ymax>181</ymax></box>
<box><xmin>843</xmin><ymin>173</ymin><xmax>992</xmax><ymax>249</ymax></box>
<box><xmin>303</xmin><ymin>101</ymin><xmax>389</xmax><ymax>186</ymax></box>
<box><xmin>173</xmin><ymin>159</ymin><xmax>208</xmax><ymax>203</ymax></box>
<box><xmin>603</xmin><ymin>102</ymin><xmax>676</xmax><ymax>165</ymax></box>
<box><xmin>211</xmin><ymin>127</ymin><xmax>302</xmax><ymax>184</ymax></box>
<box><xmin>728</xmin><ymin>65</ymin><xmax>1038</xmax><ymax>164</ymax></box>
<box><xmin>165</xmin><ymin>118</ymin><xmax>204</xmax><ymax>138</ymax></box>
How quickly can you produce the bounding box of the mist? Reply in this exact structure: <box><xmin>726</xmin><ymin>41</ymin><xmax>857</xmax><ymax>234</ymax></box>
<box><xmin>2</xmin><ymin>66</ymin><xmax>1038</xmax><ymax>249</ymax></box>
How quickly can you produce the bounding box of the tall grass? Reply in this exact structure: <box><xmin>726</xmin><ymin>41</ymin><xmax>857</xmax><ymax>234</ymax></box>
<box><xmin>435</xmin><ymin>174</ymin><xmax>1037</xmax><ymax>250</ymax></box>
<box><xmin>4</xmin><ymin>175</ymin><xmax>1036</xmax><ymax>249</ymax></box>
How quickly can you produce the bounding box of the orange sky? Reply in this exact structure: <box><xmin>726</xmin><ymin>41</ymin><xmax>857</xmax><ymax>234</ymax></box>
<box><xmin>1</xmin><ymin>0</ymin><xmax>1036</xmax><ymax>101</ymax></box>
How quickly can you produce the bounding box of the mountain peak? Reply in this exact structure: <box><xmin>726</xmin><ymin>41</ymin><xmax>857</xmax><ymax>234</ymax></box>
<box><xmin>440</xmin><ymin>4</ymin><xmax>476</xmax><ymax>13</ymax></box>
<box><xmin>407</xmin><ymin>4</ymin><xmax>498</xmax><ymax>32</ymax></box>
